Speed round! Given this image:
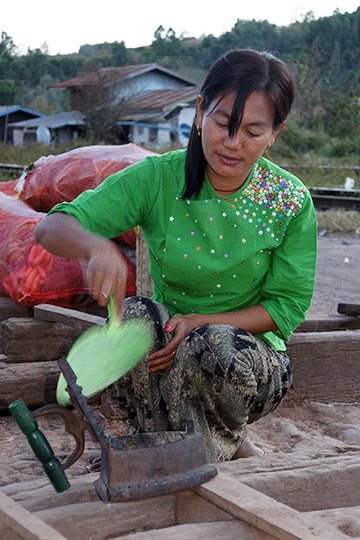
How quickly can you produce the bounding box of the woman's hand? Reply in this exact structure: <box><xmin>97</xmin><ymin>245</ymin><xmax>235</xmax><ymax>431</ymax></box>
<box><xmin>148</xmin><ymin>313</ymin><xmax>200</xmax><ymax>373</ymax></box>
<box><xmin>87</xmin><ymin>248</ymin><xmax>128</xmax><ymax>316</ymax></box>
<box><xmin>35</xmin><ymin>213</ymin><xmax>129</xmax><ymax>315</ymax></box>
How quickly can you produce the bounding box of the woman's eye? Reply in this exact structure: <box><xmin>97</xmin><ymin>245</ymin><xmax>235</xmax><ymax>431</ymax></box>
<box><xmin>247</xmin><ymin>131</ymin><xmax>260</xmax><ymax>137</ymax></box>
<box><xmin>215</xmin><ymin>120</ymin><xmax>228</xmax><ymax>129</ymax></box>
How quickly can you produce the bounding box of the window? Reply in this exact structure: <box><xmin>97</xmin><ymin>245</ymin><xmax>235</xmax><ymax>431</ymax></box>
<box><xmin>149</xmin><ymin>127</ymin><xmax>158</xmax><ymax>142</ymax></box>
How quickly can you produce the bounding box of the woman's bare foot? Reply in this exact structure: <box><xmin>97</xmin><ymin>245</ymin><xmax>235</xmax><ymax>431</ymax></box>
<box><xmin>231</xmin><ymin>437</ymin><xmax>265</xmax><ymax>459</ymax></box>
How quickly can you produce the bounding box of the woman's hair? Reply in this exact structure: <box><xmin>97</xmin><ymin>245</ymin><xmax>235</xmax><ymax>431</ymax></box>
<box><xmin>183</xmin><ymin>49</ymin><xmax>295</xmax><ymax>198</ymax></box>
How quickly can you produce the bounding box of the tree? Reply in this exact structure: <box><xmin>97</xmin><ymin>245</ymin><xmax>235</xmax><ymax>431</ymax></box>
<box><xmin>111</xmin><ymin>41</ymin><xmax>128</xmax><ymax>65</ymax></box>
<box><xmin>292</xmin><ymin>48</ymin><xmax>323</xmax><ymax>129</ymax></box>
<box><xmin>0</xmin><ymin>31</ymin><xmax>15</xmax><ymax>56</ymax></box>
<box><xmin>0</xmin><ymin>79</ymin><xmax>16</xmax><ymax>104</ymax></box>
<box><xmin>73</xmin><ymin>70</ymin><xmax>127</xmax><ymax>143</ymax></box>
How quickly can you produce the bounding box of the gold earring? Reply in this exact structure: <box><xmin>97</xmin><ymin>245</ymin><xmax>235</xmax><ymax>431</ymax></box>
<box><xmin>197</xmin><ymin>126</ymin><xmax>201</xmax><ymax>136</ymax></box>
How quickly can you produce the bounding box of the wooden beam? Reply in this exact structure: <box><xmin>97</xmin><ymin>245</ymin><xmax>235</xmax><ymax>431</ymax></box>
<box><xmin>287</xmin><ymin>329</ymin><xmax>360</xmax><ymax>402</ymax></box>
<box><xmin>217</xmin><ymin>454</ymin><xmax>360</xmax><ymax>513</ymax></box>
<box><xmin>296</xmin><ymin>315</ymin><xmax>360</xmax><ymax>332</ymax></box>
<box><xmin>0</xmin><ymin>360</ymin><xmax>59</xmax><ymax>411</ymax></box>
<box><xmin>0</xmin><ymin>317</ymin><xmax>83</xmax><ymax>363</ymax></box>
<box><xmin>34</xmin><ymin>304</ymin><xmax>106</xmax><ymax>330</ymax></box>
<box><xmin>338</xmin><ymin>303</ymin><xmax>360</xmax><ymax>317</ymax></box>
<box><xmin>1</xmin><ymin>474</ymin><xmax>99</xmax><ymax>513</ymax></box>
<box><xmin>0</xmin><ymin>297</ymin><xmax>33</xmax><ymax>322</ymax></box>
<box><xmin>117</xmin><ymin>520</ymin><xmax>276</xmax><ymax>539</ymax></box>
<box><xmin>193</xmin><ymin>472</ymin><xmax>350</xmax><ymax>540</ymax></box>
<box><xmin>33</xmin><ymin>496</ymin><xmax>175</xmax><ymax>540</ymax></box>
<box><xmin>0</xmin><ymin>491</ymin><xmax>67</xmax><ymax>540</ymax></box>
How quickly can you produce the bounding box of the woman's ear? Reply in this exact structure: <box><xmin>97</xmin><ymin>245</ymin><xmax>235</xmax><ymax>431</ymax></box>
<box><xmin>270</xmin><ymin>121</ymin><xmax>286</xmax><ymax>145</ymax></box>
<box><xmin>195</xmin><ymin>95</ymin><xmax>205</xmax><ymax>129</ymax></box>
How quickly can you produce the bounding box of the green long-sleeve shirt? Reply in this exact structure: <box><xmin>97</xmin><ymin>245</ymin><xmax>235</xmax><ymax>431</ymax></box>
<box><xmin>49</xmin><ymin>149</ymin><xmax>317</xmax><ymax>350</ymax></box>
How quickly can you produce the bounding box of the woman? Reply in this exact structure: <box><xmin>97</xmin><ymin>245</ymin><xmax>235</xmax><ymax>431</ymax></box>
<box><xmin>35</xmin><ymin>49</ymin><xmax>317</xmax><ymax>462</ymax></box>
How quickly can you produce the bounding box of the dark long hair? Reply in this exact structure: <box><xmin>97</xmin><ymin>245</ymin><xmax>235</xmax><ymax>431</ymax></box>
<box><xmin>183</xmin><ymin>49</ymin><xmax>295</xmax><ymax>198</ymax></box>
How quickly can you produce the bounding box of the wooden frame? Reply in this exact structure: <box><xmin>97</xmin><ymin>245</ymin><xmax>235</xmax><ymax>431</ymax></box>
<box><xmin>1</xmin><ymin>457</ymin><xmax>359</xmax><ymax>539</ymax></box>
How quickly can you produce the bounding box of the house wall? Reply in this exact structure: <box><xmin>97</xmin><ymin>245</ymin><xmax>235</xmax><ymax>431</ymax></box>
<box><xmin>0</xmin><ymin>112</ymin><xmax>40</xmax><ymax>143</ymax></box>
<box><xmin>130</xmin><ymin>105</ymin><xmax>196</xmax><ymax>150</ymax></box>
<box><xmin>12</xmin><ymin>125</ymin><xmax>79</xmax><ymax>147</ymax></box>
<box><xmin>131</xmin><ymin>120</ymin><xmax>173</xmax><ymax>149</ymax></box>
<box><xmin>12</xmin><ymin>128</ymin><xmax>25</xmax><ymax>147</ymax></box>
<box><xmin>177</xmin><ymin>107</ymin><xmax>196</xmax><ymax>147</ymax></box>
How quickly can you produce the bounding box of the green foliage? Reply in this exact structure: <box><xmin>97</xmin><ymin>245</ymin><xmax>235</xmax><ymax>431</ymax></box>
<box><xmin>0</xmin><ymin>7</ymin><xmax>359</xmax><ymax>154</ymax></box>
<box><xmin>0</xmin><ymin>79</ymin><xmax>16</xmax><ymax>104</ymax></box>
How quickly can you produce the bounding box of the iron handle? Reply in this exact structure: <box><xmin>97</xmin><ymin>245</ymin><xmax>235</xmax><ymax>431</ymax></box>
<box><xmin>9</xmin><ymin>399</ymin><xmax>71</xmax><ymax>493</ymax></box>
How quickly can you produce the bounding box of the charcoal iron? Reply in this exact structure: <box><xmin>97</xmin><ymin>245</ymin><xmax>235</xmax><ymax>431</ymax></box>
<box><xmin>11</xmin><ymin>356</ymin><xmax>217</xmax><ymax>502</ymax></box>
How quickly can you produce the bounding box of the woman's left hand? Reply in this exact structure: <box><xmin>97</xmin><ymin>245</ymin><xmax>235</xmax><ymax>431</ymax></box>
<box><xmin>148</xmin><ymin>313</ymin><xmax>200</xmax><ymax>373</ymax></box>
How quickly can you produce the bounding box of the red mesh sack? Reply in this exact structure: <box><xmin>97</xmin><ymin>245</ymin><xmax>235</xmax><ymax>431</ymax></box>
<box><xmin>0</xmin><ymin>179</ymin><xmax>19</xmax><ymax>196</ymax></box>
<box><xmin>0</xmin><ymin>193</ymin><xmax>136</xmax><ymax>307</ymax></box>
<box><xmin>16</xmin><ymin>143</ymin><xmax>157</xmax><ymax>213</ymax></box>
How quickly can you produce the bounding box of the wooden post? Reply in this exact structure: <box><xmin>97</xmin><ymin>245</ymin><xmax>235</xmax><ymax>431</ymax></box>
<box><xmin>0</xmin><ymin>491</ymin><xmax>67</xmax><ymax>540</ymax></box>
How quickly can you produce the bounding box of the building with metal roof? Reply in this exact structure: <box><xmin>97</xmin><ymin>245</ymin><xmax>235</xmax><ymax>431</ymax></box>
<box><xmin>49</xmin><ymin>63</ymin><xmax>200</xmax><ymax>149</ymax></box>
<box><xmin>8</xmin><ymin>111</ymin><xmax>85</xmax><ymax>147</ymax></box>
<box><xmin>49</xmin><ymin>64</ymin><xmax>196</xmax><ymax>90</ymax></box>
<box><xmin>0</xmin><ymin>106</ymin><xmax>44</xmax><ymax>144</ymax></box>
<box><xmin>119</xmin><ymin>86</ymin><xmax>200</xmax><ymax>148</ymax></box>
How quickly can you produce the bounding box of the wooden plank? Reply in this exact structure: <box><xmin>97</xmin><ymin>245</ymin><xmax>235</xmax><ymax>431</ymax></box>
<box><xmin>0</xmin><ymin>360</ymin><xmax>60</xmax><ymax>411</ymax></box>
<box><xmin>338</xmin><ymin>303</ymin><xmax>360</xmax><ymax>317</ymax></box>
<box><xmin>305</xmin><ymin>506</ymin><xmax>360</xmax><ymax>537</ymax></box>
<box><xmin>117</xmin><ymin>520</ymin><xmax>276</xmax><ymax>540</ymax></box>
<box><xmin>0</xmin><ymin>297</ymin><xmax>33</xmax><ymax>321</ymax></box>
<box><xmin>0</xmin><ymin>490</ymin><xmax>67</xmax><ymax>540</ymax></box>
<box><xmin>217</xmin><ymin>454</ymin><xmax>360</xmax><ymax>512</ymax></box>
<box><xmin>296</xmin><ymin>315</ymin><xmax>360</xmax><ymax>332</ymax></box>
<box><xmin>287</xmin><ymin>329</ymin><xmax>360</xmax><ymax>402</ymax></box>
<box><xmin>175</xmin><ymin>490</ymin><xmax>234</xmax><ymax>524</ymax></box>
<box><xmin>1</xmin><ymin>477</ymin><xmax>51</xmax><ymax>497</ymax></box>
<box><xmin>0</xmin><ymin>296</ymin><xmax>106</xmax><ymax>321</ymax></box>
<box><xmin>0</xmin><ymin>317</ymin><xmax>83</xmax><ymax>363</ymax></box>
<box><xmin>34</xmin><ymin>304</ymin><xmax>106</xmax><ymax>330</ymax></box>
<box><xmin>33</xmin><ymin>496</ymin><xmax>175</xmax><ymax>540</ymax></box>
<box><xmin>72</xmin><ymin>302</ymin><xmax>108</xmax><ymax>318</ymax></box>
<box><xmin>193</xmin><ymin>471</ymin><xmax>350</xmax><ymax>540</ymax></box>
<box><xmin>2</xmin><ymin>474</ymin><xmax>99</xmax><ymax>513</ymax></box>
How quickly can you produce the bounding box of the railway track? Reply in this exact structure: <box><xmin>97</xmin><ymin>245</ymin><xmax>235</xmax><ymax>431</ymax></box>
<box><xmin>1</xmin><ymin>163</ymin><xmax>360</xmax><ymax>210</ymax></box>
<box><xmin>0</xmin><ymin>162</ymin><xmax>24</xmax><ymax>179</ymax></box>
<box><xmin>309</xmin><ymin>187</ymin><xmax>360</xmax><ymax>211</ymax></box>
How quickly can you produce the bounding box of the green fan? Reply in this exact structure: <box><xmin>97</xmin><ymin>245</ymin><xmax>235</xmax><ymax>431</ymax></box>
<box><xmin>56</xmin><ymin>296</ymin><xmax>153</xmax><ymax>406</ymax></box>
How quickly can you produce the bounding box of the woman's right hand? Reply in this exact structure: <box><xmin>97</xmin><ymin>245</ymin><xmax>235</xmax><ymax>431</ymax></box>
<box><xmin>87</xmin><ymin>248</ymin><xmax>128</xmax><ymax>316</ymax></box>
<box><xmin>35</xmin><ymin>213</ymin><xmax>128</xmax><ymax>315</ymax></box>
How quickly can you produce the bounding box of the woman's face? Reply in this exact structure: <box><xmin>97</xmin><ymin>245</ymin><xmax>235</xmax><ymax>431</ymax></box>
<box><xmin>196</xmin><ymin>90</ymin><xmax>282</xmax><ymax>191</ymax></box>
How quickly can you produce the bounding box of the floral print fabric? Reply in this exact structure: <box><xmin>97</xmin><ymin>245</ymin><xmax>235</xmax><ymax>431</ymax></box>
<box><xmin>118</xmin><ymin>296</ymin><xmax>292</xmax><ymax>462</ymax></box>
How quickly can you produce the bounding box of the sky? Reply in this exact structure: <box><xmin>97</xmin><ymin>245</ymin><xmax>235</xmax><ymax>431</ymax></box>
<box><xmin>2</xmin><ymin>0</ymin><xmax>360</xmax><ymax>56</ymax></box>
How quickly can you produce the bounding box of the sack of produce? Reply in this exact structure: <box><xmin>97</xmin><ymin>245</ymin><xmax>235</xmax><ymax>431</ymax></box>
<box><xmin>0</xmin><ymin>179</ymin><xmax>19</xmax><ymax>196</ymax></box>
<box><xmin>0</xmin><ymin>193</ymin><xmax>136</xmax><ymax>307</ymax></box>
<box><xmin>15</xmin><ymin>143</ymin><xmax>156</xmax><ymax>213</ymax></box>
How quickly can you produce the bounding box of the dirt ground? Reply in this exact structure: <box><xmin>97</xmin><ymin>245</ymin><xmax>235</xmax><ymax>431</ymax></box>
<box><xmin>1</xmin><ymin>232</ymin><xmax>360</xmax><ymax>488</ymax></box>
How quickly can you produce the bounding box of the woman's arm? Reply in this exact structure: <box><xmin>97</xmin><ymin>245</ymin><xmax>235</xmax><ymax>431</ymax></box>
<box><xmin>148</xmin><ymin>305</ymin><xmax>276</xmax><ymax>372</ymax></box>
<box><xmin>34</xmin><ymin>213</ymin><xmax>128</xmax><ymax>310</ymax></box>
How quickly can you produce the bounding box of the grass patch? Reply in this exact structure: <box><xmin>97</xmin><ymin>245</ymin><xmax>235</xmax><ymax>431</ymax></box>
<box><xmin>316</xmin><ymin>210</ymin><xmax>360</xmax><ymax>235</ymax></box>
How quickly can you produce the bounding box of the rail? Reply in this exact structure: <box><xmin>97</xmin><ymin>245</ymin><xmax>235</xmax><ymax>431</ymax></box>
<box><xmin>0</xmin><ymin>162</ymin><xmax>24</xmax><ymax>179</ymax></box>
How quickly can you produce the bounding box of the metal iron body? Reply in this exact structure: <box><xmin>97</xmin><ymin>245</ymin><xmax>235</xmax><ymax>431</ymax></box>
<box><xmin>31</xmin><ymin>357</ymin><xmax>217</xmax><ymax>502</ymax></box>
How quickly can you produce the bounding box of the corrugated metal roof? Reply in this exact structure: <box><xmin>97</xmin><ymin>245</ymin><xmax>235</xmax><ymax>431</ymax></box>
<box><xmin>124</xmin><ymin>86</ymin><xmax>200</xmax><ymax>112</ymax></box>
<box><xmin>49</xmin><ymin>63</ymin><xmax>197</xmax><ymax>89</ymax></box>
<box><xmin>0</xmin><ymin>106</ymin><xmax>44</xmax><ymax>118</ymax></box>
<box><xmin>8</xmin><ymin>111</ymin><xmax>85</xmax><ymax>129</ymax></box>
